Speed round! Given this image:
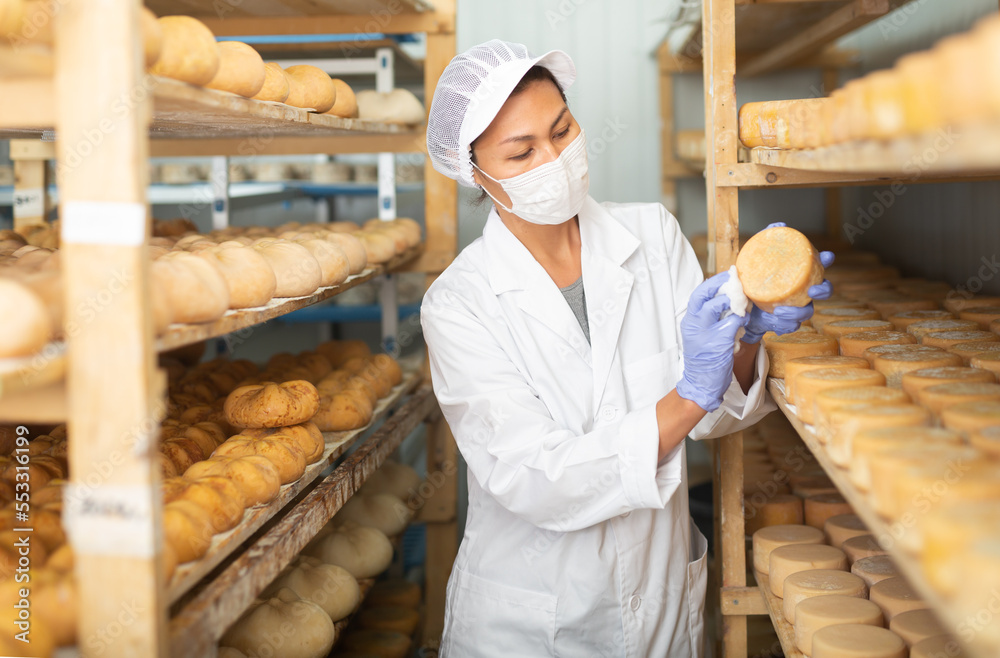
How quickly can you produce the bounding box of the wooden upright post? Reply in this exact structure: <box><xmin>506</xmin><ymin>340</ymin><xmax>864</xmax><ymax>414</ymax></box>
<box><xmin>703</xmin><ymin>0</ymin><xmax>748</xmax><ymax>657</ymax></box>
<box><xmin>55</xmin><ymin>1</ymin><xmax>168</xmax><ymax>655</ymax></box>
<box><xmin>822</xmin><ymin>68</ymin><xmax>843</xmax><ymax>241</ymax></box>
<box><xmin>10</xmin><ymin>140</ymin><xmax>54</xmax><ymax>229</ymax></box>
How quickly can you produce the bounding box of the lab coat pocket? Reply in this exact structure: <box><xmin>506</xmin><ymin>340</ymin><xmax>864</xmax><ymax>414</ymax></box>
<box><xmin>622</xmin><ymin>346</ymin><xmax>679</xmax><ymax>409</ymax></box>
<box><xmin>686</xmin><ymin>521</ymin><xmax>709</xmax><ymax>658</ymax></box>
<box><xmin>443</xmin><ymin>566</ymin><xmax>557</xmax><ymax>657</ymax></box>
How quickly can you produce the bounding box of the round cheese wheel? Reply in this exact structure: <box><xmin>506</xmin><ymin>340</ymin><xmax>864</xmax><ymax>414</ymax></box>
<box><xmin>842</xmin><ymin>534</ymin><xmax>888</xmax><ymax>565</ymax></box>
<box><xmin>150</xmin><ymin>16</ymin><xmax>220</xmax><ymax>86</ymax></box>
<box><xmin>923</xmin><ymin>500</ymin><xmax>1000</xmax><ymax>597</ymax></box>
<box><xmin>888</xmin><ymin>309</ymin><xmax>954</xmax><ymax>331</ymax></box>
<box><xmin>325</xmin><ymin>78</ymin><xmax>359</xmax><ymax>118</ymax></box>
<box><xmin>783</xmin><ymin>569</ymin><xmax>868</xmax><ymax>623</ymax></box>
<box><xmin>335</xmin><ymin>492</ymin><xmax>412</xmax><ymax>537</ymax></box>
<box><xmin>824</xmin><ymin>514</ymin><xmax>869</xmax><ymax>548</ymax></box>
<box><xmin>283</xmin><ymin>65</ymin><xmax>337</xmax><ymax>113</ymax></box>
<box><xmin>366</xmin><ymin>578</ymin><xmax>422</xmax><ymax>609</ymax></box>
<box><xmin>823</xmin><ymin>320</ymin><xmax>895</xmax><ymax>341</ymax></box>
<box><xmin>795</xmin><ymin>596</ymin><xmax>884</xmax><ymax>657</ymax></box>
<box><xmin>908</xmin><ymin>319</ymin><xmax>981</xmax><ymax>340</ymax></box>
<box><xmin>811</xmin><ymin>624</ymin><xmax>906</xmax><ymax>658</ymax></box>
<box><xmin>862</xmin><ymin>343</ymin><xmax>945</xmax><ymax>365</ymax></box>
<box><xmin>252</xmin><ymin>62</ymin><xmax>291</xmax><ymax>102</ymax></box>
<box><xmin>796</xmin><ymin>368</ymin><xmax>887</xmax><ymax>425</ymax></box>
<box><xmin>889</xmin><ymin>608</ymin><xmax>948</xmax><ymax>647</ymax></box>
<box><xmin>151</xmin><ymin>251</ymin><xmax>230</xmax><ymax>324</ymax></box>
<box><xmin>812</xmin><ymin>307</ymin><xmax>882</xmax><ymax>332</ymax></box>
<box><xmin>357</xmin><ymin>606</ymin><xmax>420</xmax><ymax>635</ymax></box>
<box><xmin>901</xmin><ymin>366</ymin><xmax>997</xmax><ymax>400</ymax></box>
<box><xmin>873</xmin><ymin>348</ymin><xmax>962</xmax><ymax>387</ymax></box>
<box><xmin>804</xmin><ymin>493</ymin><xmax>853</xmax><ymax>530</ymax></box>
<box><xmin>852</xmin><ymin>555</ymin><xmax>899</xmax><ymax>588</ymax></box>
<box><xmin>306</xmin><ymin>523</ymin><xmax>393</xmax><ymax>579</ymax></box>
<box><xmin>867</xmin><ymin>297</ymin><xmax>938</xmax><ymax>320</ymax></box>
<box><xmin>0</xmin><ymin>278</ymin><xmax>53</xmax><ymax>357</ymax></box>
<box><xmin>770</xmin><ymin>544</ymin><xmax>849</xmax><ymax>597</ymax></box>
<box><xmin>141</xmin><ymin>6</ymin><xmax>163</xmax><ymax>68</ymax></box>
<box><xmin>970</xmin><ymin>352</ymin><xmax>1000</xmax><ymax>376</ymax></box>
<box><xmin>792</xmin><ymin>476</ymin><xmax>838</xmax><ymax>498</ymax></box>
<box><xmin>840</xmin><ymin>331</ymin><xmax>917</xmax><ymax>359</ymax></box>
<box><xmin>923</xmin><ymin>330</ymin><xmax>999</xmax><ymax>350</ymax></box>
<box><xmin>918</xmin><ymin>381</ymin><xmax>1000</xmax><ymax>415</ymax></box>
<box><xmin>205</xmin><ymin>41</ymin><xmax>266</xmax><ymax>97</ymax></box>
<box><xmin>195</xmin><ymin>245</ymin><xmax>277</xmax><ymax>309</ymax></box>
<box><xmin>848</xmin><ymin>427</ymin><xmax>963</xmax><ymax>492</ymax></box>
<box><xmin>763</xmin><ymin>331</ymin><xmax>839</xmax><ymax>378</ymax></box>
<box><xmin>736</xmin><ymin>227</ymin><xmax>824</xmax><ymax>313</ymax></box>
<box><xmin>944</xmin><ymin>295</ymin><xmax>1000</xmax><ymax>314</ymax></box>
<box><xmin>251</xmin><ymin>239</ymin><xmax>323</xmax><ymax>297</ymax></box>
<box><xmin>356</xmin><ymin>88</ymin><xmax>426</xmax><ymax>125</ymax></box>
<box><xmin>785</xmin><ymin>355</ymin><xmax>870</xmax><ymax>405</ymax></box>
<box><xmin>911</xmin><ymin>635</ymin><xmax>967</xmax><ymax>658</ymax></box>
<box><xmin>958</xmin><ymin>305</ymin><xmax>1000</xmax><ymax>329</ymax></box>
<box><xmin>340</xmin><ymin>629</ymin><xmax>411</xmax><ymax>658</ymax></box>
<box><xmin>869</xmin><ymin>576</ymin><xmax>927</xmax><ymax>622</ymax></box>
<box><xmin>940</xmin><ymin>399</ymin><xmax>1000</xmax><ymax>435</ymax></box>
<box><xmin>752</xmin><ymin>524</ymin><xmax>825</xmax><ymax>575</ymax></box>
<box><xmin>814</xmin><ymin>386</ymin><xmax>909</xmax><ymax>442</ymax></box>
<box><xmin>948</xmin><ymin>340</ymin><xmax>1000</xmax><ymax>365</ymax></box>
<box><xmin>745</xmin><ymin>494</ymin><xmax>803</xmax><ymax>536</ymax></box>
<box><xmin>970</xmin><ymin>425</ymin><xmax>1000</xmax><ymax>457</ymax></box>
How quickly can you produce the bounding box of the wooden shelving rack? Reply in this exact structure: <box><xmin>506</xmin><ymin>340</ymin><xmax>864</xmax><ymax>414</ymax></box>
<box><xmin>696</xmin><ymin>1</ymin><xmax>1000</xmax><ymax>657</ymax></box>
<box><xmin>0</xmin><ymin>0</ymin><xmax>458</xmax><ymax>655</ymax></box>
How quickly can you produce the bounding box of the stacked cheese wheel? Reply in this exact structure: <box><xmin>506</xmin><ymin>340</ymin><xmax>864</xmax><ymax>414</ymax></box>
<box><xmin>737</xmin><ymin>13</ymin><xmax>1000</xmax><ymax>149</ymax></box>
<box><xmin>0</xmin><ymin>217</ymin><xmax>423</xmax><ymax>354</ymax></box>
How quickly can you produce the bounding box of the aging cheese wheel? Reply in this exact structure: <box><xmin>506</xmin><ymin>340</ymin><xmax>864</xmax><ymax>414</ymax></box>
<box><xmin>812</xmin><ymin>307</ymin><xmax>881</xmax><ymax>332</ymax></box>
<box><xmin>923</xmin><ymin>330</ymin><xmax>999</xmax><ymax>350</ymax></box>
<box><xmin>791</xmin><ymin>476</ymin><xmax>838</xmax><ymax>499</ymax></box>
<box><xmin>752</xmin><ymin>524</ymin><xmax>825</xmax><ymax>575</ymax></box>
<box><xmin>922</xmin><ymin>501</ymin><xmax>1000</xmax><ymax>595</ymax></box>
<box><xmin>782</xmin><ymin>569</ymin><xmax>868</xmax><ymax>623</ymax></box>
<box><xmin>948</xmin><ymin>340</ymin><xmax>1000</xmax><ymax>364</ymax></box>
<box><xmin>814</xmin><ymin>386</ymin><xmax>910</xmax><ymax>441</ymax></box>
<box><xmin>866</xmin><ymin>297</ymin><xmax>938</xmax><ymax>320</ymax></box>
<box><xmin>251</xmin><ymin>62</ymin><xmax>290</xmax><ymax>102</ymax></box>
<box><xmin>745</xmin><ymin>494</ymin><xmax>804</xmax><ymax>536</ymax></box>
<box><xmin>150</xmin><ymin>16</ymin><xmax>220</xmax><ymax>86</ymax></box>
<box><xmin>811</xmin><ymin>625</ymin><xmax>906</xmax><ymax>658</ymax></box>
<box><xmin>940</xmin><ymin>399</ymin><xmax>1000</xmax><ymax>434</ymax></box>
<box><xmin>917</xmin><ymin>381</ymin><xmax>1000</xmax><ymax>415</ymax></box>
<box><xmin>869</xmin><ymin>577</ymin><xmax>927</xmax><ymax>622</ymax></box>
<box><xmin>366</xmin><ymin>578</ymin><xmax>422</xmax><ymax>609</ymax></box>
<box><xmin>795</xmin><ymin>368</ymin><xmax>887</xmax><ymax>425</ymax></box>
<box><xmin>873</xmin><ymin>348</ymin><xmax>962</xmax><ymax>387</ymax></box>
<box><xmin>911</xmin><ymin>636</ymin><xmax>966</xmax><ymax>658</ymax></box>
<box><xmin>852</xmin><ymin>555</ymin><xmax>899</xmax><ymax>588</ymax></box>
<box><xmin>958</xmin><ymin>305</ymin><xmax>1000</xmax><ymax>329</ymax></box>
<box><xmin>868</xmin><ymin>449</ymin><xmax>982</xmax><ymax>522</ymax></box>
<box><xmin>907</xmin><ymin>319</ymin><xmax>980</xmax><ymax>340</ymax></box>
<box><xmin>901</xmin><ymin>366</ymin><xmax>997</xmax><ymax>400</ymax></box>
<box><xmin>340</xmin><ymin>629</ymin><xmax>411</xmax><ymax>658</ymax></box>
<box><xmin>888</xmin><ymin>309</ymin><xmax>955</xmax><ymax>331</ymax></box>
<box><xmin>825</xmin><ymin>514</ymin><xmax>869</xmax><ymax>547</ymax></box>
<box><xmin>944</xmin><ymin>295</ymin><xmax>1000</xmax><ymax>313</ymax></box>
<box><xmin>770</xmin><ymin>544</ymin><xmax>849</xmax><ymax>597</ymax></box>
<box><xmin>205</xmin><ymin>41</ymin><xmax>266</xmax><ymax>98</ymax></box>
<box><xmin>862</xmin><ymin>343</ymin><xmax>944</xmax><ymax>365</ymax></box>
<box><xmin>970</xmin><ymin>425</ymin><xmax>1000</xmax><ymax>457</ymax></box>
<box><xmin>823</xmin><ymin>320</ymin><xmax>895</xmax><ymax>341</ymax></box>
<box><xmin>763</xmin><ymin>331</ymin><xmax>839</xmax><ymax>378</ymax></box>
<box><xmin>357</xmin><ymin>606</ymin><xmax>420</xmax><ymax>635</ymax></box>
<box><xmin>889</xmin><ymin>609</ymin><xmax>948</xmax><ymax>647</ymax></box>
<box><xmin>795</xmin><ymin>595</ymin><xmax>884</xmax><ymax>657</ymax></box>
<box><xmin>785</xmin><ymin>356</ymin><xmax>870</xmax><ymax>405</ymax></box>
<box><xmin>804</xmin><ymin>493</ymin><xmax>853</xmax><ymax>530</ymax></box>
<box><xmin>842</xmin><ymin>534</ymin><xmax>888</xmax><ymax>565</ymax></box>
<box><xmin>970</xmin><ymin>352</ymin><xmax>1000</xmax><ymax>376</ymax></box>
<box><xmin>283</xmin><ymin>65</ymin><xmax>337</xmax><ymax>113</ymax></box>
<box><xmin>735</xmin><ymin>227</ymin><xmax>824</xmax><ymax>313</ymax></box>
<box><xmin>848</xmin><ymin>427</ymin><xmax>963</xmax><ymax>492</ymax></box>
<box><xmin>840</xmin><ymin>331</ymin><xmax>917</xmax><ymax>359</ymax></box>
<box><xmin>325</xmin><ymin>78</ymin><xmax>359</xmax><ymax>118</ymax></box>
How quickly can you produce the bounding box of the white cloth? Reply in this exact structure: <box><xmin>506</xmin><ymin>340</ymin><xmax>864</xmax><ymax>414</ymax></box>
<box><xmin>421</xmin><ymin>196</ymin><xmax>775</xmax><ymax>657</ymax></box>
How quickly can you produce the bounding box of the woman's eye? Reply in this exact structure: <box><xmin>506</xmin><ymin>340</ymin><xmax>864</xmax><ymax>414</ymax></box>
<box><xmin>510</xmin><ymin>149</ymin><xmax>532</xmax><ymax>161</ymax></box>
<box><xmin>555</xmin><ymin>127</ymin><xmax>570</xmax><ymax>139</ymax></box>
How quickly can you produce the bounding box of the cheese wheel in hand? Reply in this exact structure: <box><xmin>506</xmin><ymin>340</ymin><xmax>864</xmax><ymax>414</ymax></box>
<box><xmin>325</xmin><ymin>79</ymin><xmax>359</xmax><ymax>118</ymax></box>
<box><xmin>795</xmin><ymin>596</ymin><xmax>884</xmax><ymax>657</ymax></box>
<box><xmin>736</xmin><ymin>227</ymin><xmax>824</xmax><ymax>313</ymax></box>
<box><xmin>206</xmin><ymin>41</ymin><xmax>266</xmax><ymax>98</ymax></box>
<box><xmin>769</xmin><ymin>544</ymin><xmax>848</xmax><ymax>597</ymax></box>
<box><xmin>283</xmin><ymin>65</ymin><xmax>336</xmax><ymax>113</ymax></box>
<box><xmin>752</xmin><ymin>524</ymin><xmax>824</xmax><ymax>574</ymax></box>
<box><xmin>782</xmin><ymin>570</ymin><xmax>868</xmax><ymax>623</ymax></box>
<box><xmin>763</xmin><ymin>331</ymin><xmax>838</xmax><ymax>378</ymax></box>
<box><xmin>150</xmin><ymin>16</ymin><xmax>220</xmax><ymax>86</ymax></box>
<box><xmin>811</xmin><ymin>625</ymin><xmax>906</xmax><ymax>658</ymax></box>
<box><xmin>251</xmin><ymin>62</ymin><xmax>290</xmax><ymax>102</ymax></box>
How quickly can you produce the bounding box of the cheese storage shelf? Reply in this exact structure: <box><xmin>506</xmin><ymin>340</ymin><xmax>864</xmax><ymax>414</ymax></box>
<box><xmin>170</xmin><ymin>384</ymin><xmax>437</xmax><ymax>657</ymax></box>
<box><xmin>766</xmin><ymin>378</ymin><xmax>990</xmax><ymax>658</ymax></box>
<box><xmin>166</xmin><ymin>360</ymin><xmax>423</xmax><ymax>606</ymax></box>
<box><xmin>753</xmin><ymin>569</ymin><xmax>806</xmax><ymax>658</ymax></box>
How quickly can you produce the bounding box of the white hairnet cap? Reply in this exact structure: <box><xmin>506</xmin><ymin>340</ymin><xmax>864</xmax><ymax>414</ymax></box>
<box><xmin>426</xmin><ymin>39</ymin><xmax>576</xmax><ymax>188</ymax></box>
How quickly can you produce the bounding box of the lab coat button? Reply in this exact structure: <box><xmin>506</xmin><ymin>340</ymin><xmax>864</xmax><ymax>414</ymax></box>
<box><xmin>600</xmin><ymin>406</ymin><xmax>617</xmax><ymax>420</ymax></box>
<box><xmin>630</xmin><ymin>595</ymin><xmax>641</xmax><ymax>611</ymax></box>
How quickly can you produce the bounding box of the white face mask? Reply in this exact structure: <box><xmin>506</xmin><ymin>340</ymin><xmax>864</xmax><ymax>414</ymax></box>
<box><xmin>472</xmin><ymin>130</ymin><xmax>590</xmax><ymax>225</ymax></box>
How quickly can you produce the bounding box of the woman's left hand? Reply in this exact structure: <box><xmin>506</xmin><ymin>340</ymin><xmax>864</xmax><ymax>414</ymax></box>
<box><xmin>742</xmin><ymin>223</ymin><xmax>836</xmax><ymax>343</ymax></box>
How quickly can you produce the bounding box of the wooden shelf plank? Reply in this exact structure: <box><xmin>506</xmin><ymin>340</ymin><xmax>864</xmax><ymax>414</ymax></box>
<box><xmin>753</xmin><ymin>569</ymin><xmax>806</xmax><ymax>658</ymax></box>
<box><xmin>713</xmin><ymin>162</ymin><xmax>1000</xmax><ymax>189</ymax></box>
<box><xmin>767</xmin><ymin>378</ymin><xmax>995</xmax><ymax>658</ymax></box>
<box><xmin>155</xmin><ymin>244</ymin><xmax>422</xmax><ymax>352</ymax></box>
<box><xmin>169</xmin><ymin>384</ymin><xmax>437</xmax><ymax>657</ymax></box>
<box><xmin>166</xmin><ymin>360</ymin><xmax>424</xmax><ymax>606</ymax></box>
<box><xmin>749</xmin><ymin>124</ymin><xmax>1000</xmax><ymax>178</ymax></box>
<box><xmin>146</xmin><ymin>0</ymin><xmax>433</xmax><ymax>19</ymax></box>
<box><xmin>0</xmin><ymin>341</ymin><xmax>65</xmax><ymax>398</ymax></box>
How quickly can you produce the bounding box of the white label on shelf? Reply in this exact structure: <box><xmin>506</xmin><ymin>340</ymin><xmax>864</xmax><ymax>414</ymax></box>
<box><xmin>61</xmin><ymin>201</ymin><xmax>146</xmax><ymax>246</ymax></box>
<box><xmin>63</xmin><ymin>484</ymin><xmax>156</xmax><ymax>557</ymax></box>
<box><xmin>13</xmin><ymin>188</ymin><xmax>44</xmax><ymax>219</ymax></box>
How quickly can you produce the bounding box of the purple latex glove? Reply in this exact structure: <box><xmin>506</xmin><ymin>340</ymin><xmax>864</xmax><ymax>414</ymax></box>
<box><xmin>742</xmin><ymin>223</ymin><xmax>836</xmax><ymax>344</ymax></box>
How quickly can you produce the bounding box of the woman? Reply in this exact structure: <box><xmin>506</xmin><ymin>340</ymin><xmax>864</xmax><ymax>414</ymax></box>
<box><xmin>421</xmin><ymin>40</ymin><xmax>833</xmax><ymax>657</ymax></box>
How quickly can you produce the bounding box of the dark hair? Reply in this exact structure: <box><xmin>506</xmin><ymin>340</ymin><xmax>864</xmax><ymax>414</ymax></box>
<box><xmin>470</xmin><ymin>66</ymin><xmax>567</xmax><ymax>207</ymax></box>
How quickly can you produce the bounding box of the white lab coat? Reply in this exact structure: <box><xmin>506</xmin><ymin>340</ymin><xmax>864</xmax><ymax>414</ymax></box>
<box><xmin>421</xmin><ymin>196</ymin><xmax>775</xmax><ymax>657</ymax></box>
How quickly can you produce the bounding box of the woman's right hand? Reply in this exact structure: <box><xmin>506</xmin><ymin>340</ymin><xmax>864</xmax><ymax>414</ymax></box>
<box><xmin>675</xmin><ymin>271</ymin><xmax>749</xmax><ymax>412</ymax></box>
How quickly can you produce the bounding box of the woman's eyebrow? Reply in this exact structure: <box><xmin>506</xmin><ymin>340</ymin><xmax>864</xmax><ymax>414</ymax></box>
<box><xmin>498</xmin><ymin>107</ymin><xmax>569</xmax><ymax>145</ymax></box>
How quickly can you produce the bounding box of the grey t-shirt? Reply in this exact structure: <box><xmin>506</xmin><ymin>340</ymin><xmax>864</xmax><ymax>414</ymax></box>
<box><xmin>559</xmin><ymin>276</ymin><xmax>590</xmax><ymax>344</ymax></box>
